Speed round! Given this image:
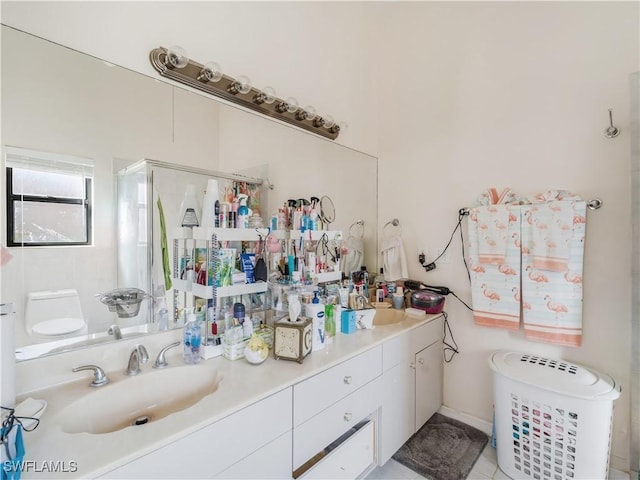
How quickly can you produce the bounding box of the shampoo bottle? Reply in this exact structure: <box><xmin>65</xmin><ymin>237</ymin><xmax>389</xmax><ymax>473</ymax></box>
<box><xmin>183</xmin><ymin>308</ymin><xmax>202</xmax><ymax>364</ymax></box>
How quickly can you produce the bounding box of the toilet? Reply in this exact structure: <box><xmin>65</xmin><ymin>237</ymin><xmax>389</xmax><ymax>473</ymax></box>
<box><xmin>25</xmin><ymin>289</ymin><xmax>88</xmax><ymax>341</ymax></box>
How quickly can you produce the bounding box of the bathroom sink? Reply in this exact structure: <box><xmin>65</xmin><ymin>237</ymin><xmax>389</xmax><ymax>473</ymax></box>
<box><xmin>57</xmin><ymin>363</ymin><xmax>222</xmax><ymax>434</ymax></box>
<box><xmin>373</xmin><ymin>308</ymin><xmax>407</xmax><ymax>326</ymax></box>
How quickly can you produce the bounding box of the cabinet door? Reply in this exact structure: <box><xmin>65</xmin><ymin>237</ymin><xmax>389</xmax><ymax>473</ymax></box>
<box><xmin>212</xmin><ymin>431</ymin><xmax>292</xmax><ymax>479</ymax></box>
<box><xmin>379</xmin><ymin>361</ymin><xmax>415</xmax><ymax>464</ymax></box>
<box><xmin>415</xmin><ymin>341</ymin><xmax>443</xmax><ymax>431</ymax></box>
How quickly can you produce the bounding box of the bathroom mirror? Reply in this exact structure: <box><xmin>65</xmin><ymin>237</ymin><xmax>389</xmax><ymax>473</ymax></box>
<box><xmin>1</xmin><ymin>25</ymin><xmax>378</xmax><ymax>361</ymax></box>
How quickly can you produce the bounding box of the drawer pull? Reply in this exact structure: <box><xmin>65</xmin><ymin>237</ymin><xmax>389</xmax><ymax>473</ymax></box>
<box><xmin>343</xmin><ymin>375</ymin><xmax>352</xmax><ymax>384</ymax></box>
<box><xmin>418</xmin><ymin>357</ymin><xmax>425</xmax><ymax>365</ymax></box>
<box><xmin>344</xmin><ymin>413</ymin><xmax>352</xmax><ymax>422</ymax></box>
<box><xmin>409</xmin><ymin>363</ymin><xmax>416</xmax><ymax>369</ymax></box>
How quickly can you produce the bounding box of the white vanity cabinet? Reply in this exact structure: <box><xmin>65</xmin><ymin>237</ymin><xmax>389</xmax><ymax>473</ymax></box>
<box><xmin>100</xmin><ymin>388</ymin><xmax>292</xmax><ymax>479</ymax></box>
<box><xmin>379</xmin><ymin>316</ymin><xmax>444</xmax><ymax>464</ymax></box>
<box><xmin>292</xmin><ymin>346</ymin><xmax>383</xmax><ymax>477</ymax></box>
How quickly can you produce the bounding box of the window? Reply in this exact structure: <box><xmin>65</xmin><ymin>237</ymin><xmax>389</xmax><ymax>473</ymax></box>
<box><xmin>5</xmin><ymin>147</ymin><xmax>93</xmax><ymax>247</ymax></box>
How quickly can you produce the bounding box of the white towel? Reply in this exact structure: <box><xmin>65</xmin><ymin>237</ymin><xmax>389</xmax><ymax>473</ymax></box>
<box><xmin>342</xmin><ymin>235</ymin><xmax>364</xmax><ymax>275</ymax></box>
<box><xmin>380</xmin><ymin>235</ymin><xmax>408</xmax><ymax>281</ymax></box>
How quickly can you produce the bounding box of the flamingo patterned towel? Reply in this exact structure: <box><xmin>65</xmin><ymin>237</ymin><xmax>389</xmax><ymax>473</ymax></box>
<box><xmin>468</xmin><ymin>204</ymin><xmax>522</xmax><ymax>330</ymax></box>
<box><xmin>520</xmin><ymin>199</ymin><xmax>586</xmax><ymax>347</ymax></box>
<box><xmin>526</xmin><ymin>200</ymin><xmax>576</xmax><ymax>272</ymax></box>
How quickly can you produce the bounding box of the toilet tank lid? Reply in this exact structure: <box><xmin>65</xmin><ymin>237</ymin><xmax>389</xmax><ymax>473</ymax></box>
<box><xmin>28</xmin><ymin>289</ymin><xmax>79</xmax><ymax>300</ymax></box>
<box><xmin>32</xmin><ymin>317</ymin><xmax>85</xmax><ymax>336</ymax></box>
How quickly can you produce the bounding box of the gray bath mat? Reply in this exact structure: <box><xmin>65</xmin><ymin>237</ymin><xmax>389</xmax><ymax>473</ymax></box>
<box><xmin>392</xmin><ymin>413</ymin><xmax>489</xmax><ymax>480</ymax></box>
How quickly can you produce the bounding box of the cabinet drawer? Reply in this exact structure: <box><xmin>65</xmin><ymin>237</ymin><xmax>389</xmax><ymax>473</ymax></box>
<box><xmin>101</xmin><ymin>388</ymin><xmax>292</xmax><ymax>479</ymax></box>
<box><xmin>293</xmin><ymin>345</ymin><xmax>382</xmax><ymax>426</ymax></box>
<box><xmin>293</xmin><ymin>376</ymin><xmax>381</xmax><ymax>470</ymax></box>
<box><xmin>301</xmin><ymin>420</ymin><xmax>375</xmax><ymax>479</ymax></box>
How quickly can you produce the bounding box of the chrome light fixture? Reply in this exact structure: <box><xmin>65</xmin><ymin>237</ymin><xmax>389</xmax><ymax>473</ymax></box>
<box><xmin>149</xmin><ymin>46</ymin><xmax>342</xmax><ymax>140</ymax></box>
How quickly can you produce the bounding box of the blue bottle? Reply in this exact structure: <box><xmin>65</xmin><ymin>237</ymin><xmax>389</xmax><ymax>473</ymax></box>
<box><xmin>183</xmin><ymin>308</ymin><xmax>201</xmax><ymax>364</ymax></box>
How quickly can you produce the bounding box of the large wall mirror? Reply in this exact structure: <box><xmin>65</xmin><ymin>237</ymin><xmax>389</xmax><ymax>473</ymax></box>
<box><xmin>1</xmin><ymin>25</ymin><xmax>378</xmax><ymax>361</ymax></box>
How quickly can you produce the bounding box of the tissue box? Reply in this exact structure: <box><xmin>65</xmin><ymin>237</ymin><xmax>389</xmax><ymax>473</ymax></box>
<box><xmin>341</xmin><ymin>309</ymin><xmax>356</xmax><ymax>334</ymax></box>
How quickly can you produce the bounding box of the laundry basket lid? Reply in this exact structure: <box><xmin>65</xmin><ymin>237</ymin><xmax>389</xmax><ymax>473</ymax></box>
<box><xmin>489</xmin><ymin>351</ymin><xmax>621</xmax><ymax>400</ymax></box>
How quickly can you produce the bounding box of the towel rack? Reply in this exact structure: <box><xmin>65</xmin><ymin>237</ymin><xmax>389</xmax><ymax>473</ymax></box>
<box><xmin>348</xmin><ymin>220</ymin><xmax>365</xmax><ymax>237</ymax></box>
<box><xmin>383</xmin><ymin>218</ymin><xmax>402</xmax><ymax>236</ymax></box>
<box><xmin>459</xmin><ymin>198</ymin><xmax>603</xmax><ymax>216</ymax></box>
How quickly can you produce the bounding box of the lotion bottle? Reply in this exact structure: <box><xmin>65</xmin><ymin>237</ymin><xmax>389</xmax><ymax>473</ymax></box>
<box><xmin>201</xmin><ymin>179</ymin><xmax>219</xmax><ymax>229</ymax></box>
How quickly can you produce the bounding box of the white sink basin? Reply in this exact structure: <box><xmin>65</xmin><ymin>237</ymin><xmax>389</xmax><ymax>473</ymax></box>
<box><xmin>58</xmin><ymin>363</ymin><xmax>223</xmax><ymax>434</ymax></box>
<box><xmin>373</xmin><ymin>308</ymin><xmax>407</xmax><ymax>326</ymax></box>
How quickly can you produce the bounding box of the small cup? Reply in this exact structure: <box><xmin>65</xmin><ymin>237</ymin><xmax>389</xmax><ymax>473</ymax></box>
<box><xmin>392</xmin><ymin>294</ymin><xmax>404</xmax><ymax>309</ymax></box>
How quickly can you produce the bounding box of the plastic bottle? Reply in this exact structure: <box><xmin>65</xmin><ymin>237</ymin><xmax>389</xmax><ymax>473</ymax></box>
<box><xmin>360</xmin><ymin>266</ymin><xmax>370</xmax><ymax>300</ymax></box>
<box><xmin>237</xmin><ymin>194</ymin><xmax>249</xmax><ymax>228</ymax></box>
<box><xmin>156</xmin><ymin>296</ymin><xmax>169</xmax><ymax>331</ymax></box>
<box><xmin>183</xmin><ymin>308</ymin><xmax>202</xmax><ymax>364</ymax></box>
<box><xmin>179</xmin><ymin>184</ymin><xmax>201</xmax><ymax>228</ymax></box>
<box><xmin>307</xmin><ymin>291</ymin><xmax>325</xmax><ymax>351</ymax></box>
<box><xmin>324</xmin><ymin>303</ymin><xmax>335</xmax><ymax>344</ymax></box>
<box><xmin>200</xmin><ymin>179</ymin><xmax>219</xmax><ymax>229</ymax></box>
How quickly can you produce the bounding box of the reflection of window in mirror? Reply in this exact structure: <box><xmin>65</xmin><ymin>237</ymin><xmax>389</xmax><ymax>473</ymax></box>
<box><xmin>5</xmin><ymin>147</ymin><xmax>93</xmax><ymax>247</ymax></box>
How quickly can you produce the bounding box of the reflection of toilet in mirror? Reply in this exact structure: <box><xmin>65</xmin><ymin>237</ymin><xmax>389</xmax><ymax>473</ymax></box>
<box><xmin>25</xmin><ymin>289</ymin><xmax>88</xmax><ymax>342</ymax></box>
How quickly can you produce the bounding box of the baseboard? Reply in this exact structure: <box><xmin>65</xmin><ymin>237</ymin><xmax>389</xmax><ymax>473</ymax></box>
<box><xmin>438</xmin><ymin>405</ymin><xmax>493</xmax><ymax>437</ymax></box>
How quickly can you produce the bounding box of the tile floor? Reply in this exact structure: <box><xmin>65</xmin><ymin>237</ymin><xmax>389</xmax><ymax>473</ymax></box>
<box><xmin>366</xmin><ymin>443</ymin><xmax>630</xmax><ymax>480</ymax></box>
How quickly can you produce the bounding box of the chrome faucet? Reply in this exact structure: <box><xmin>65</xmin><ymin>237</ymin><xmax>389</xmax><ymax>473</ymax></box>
<box><xmin>72</xmin><ymin>364</ymin><xmax>109</xmax><ymax>387</ymax></box>
<box><xmin>153</xmin><ymin>341</ymin><xmax>181</xmax><ymax>369</ymax></box>
<box><xmin>125</xmin><ymin>344</ymin><xmax>149</xmax><ymax>376</ymax></box>
<box><xmin>350</xmin><ymin>294</ymin><xmax>370</xmax><ymax>310</ymax></box>
<box><xmin>107</xmin><ymin>325</ymin><xmax>122</xmax><ymax>339</ymax></box>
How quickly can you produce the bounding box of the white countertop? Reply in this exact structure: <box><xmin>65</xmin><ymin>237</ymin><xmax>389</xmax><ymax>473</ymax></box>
<box><xmin>17</xmin><ymin>311</ymin><xmax>442</xmax><ymax>478</ymax></box>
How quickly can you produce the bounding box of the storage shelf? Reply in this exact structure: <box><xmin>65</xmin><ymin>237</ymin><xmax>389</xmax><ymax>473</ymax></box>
<box><xmin>186</xmin><ymin>281</ymin><xmax>268</xmax><ymax>299</ymax></box>
<box><xmin>192</xmin><ymin>227</ymin><xmax>269</xmax><ymax>242</ymax></box>
<box><xmin>313</xmin><ymin>271</ymin><xmax>342</xmax><ymax>283</ymax></box>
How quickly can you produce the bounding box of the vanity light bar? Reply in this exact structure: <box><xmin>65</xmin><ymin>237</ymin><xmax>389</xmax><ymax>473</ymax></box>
<box><xmin>149</xmin><ymin>47</ymin><xmax>340</xmax><ymax>140</ymax></box>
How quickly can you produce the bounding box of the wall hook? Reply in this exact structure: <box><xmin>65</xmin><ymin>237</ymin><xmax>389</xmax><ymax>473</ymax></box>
<box><xmin>604</xmin><ymin>108</ymin><xmax>620</xmax><ymax>138</ymax></box>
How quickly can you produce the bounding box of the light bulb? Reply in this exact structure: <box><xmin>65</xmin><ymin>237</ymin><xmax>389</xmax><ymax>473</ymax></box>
<box><xmin>197</xmin><ymin>62</ymin><xmax>223</xmax><ymax>83</ymax></box>
<box><xmin>330</xmin><ymin>121</ymin><xmax>348</xmax><ymax>134</ymax></box>
<box><xmin>255</xmin><ymin>86</ymin><xmax>277</xmax><ymax>104</ymax></box>
<box><xmin>302</xmin><ymin>105</ymin><xmax>317</xmax><ymax>122</ymax></box>
<box><xmin>228</xmin><ymin>75</ymin><xmax>252</xmax><ymax>95</ymax></box>
<box><xmin>285</xmin><ymin>97</ymin><xmax>299</xmax><ymax>114</ymax></box>
<box><xmin>322</xmin><ymin>115</ymin><xmax>335</xmax><ymax>129</ymax></box>
<box><xmin>165</xmin><ymin>45</ymin><xmax>189</xmax><ymax>69</ymax></box>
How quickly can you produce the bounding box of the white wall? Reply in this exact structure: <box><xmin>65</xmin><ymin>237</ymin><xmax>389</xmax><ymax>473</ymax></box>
<box><xmin>2</xmin><ymin>0</ymin><xmax>639</xmax><ymax>472</ymax></box>
<box><xmin>0</xmin><ymin>1</ymin><xmax>378</xmax><ymax>156</ymax></box>
<box><xmin>375</xmin><ymin>2</ymin><xmax>639</xmax><ymax>471</ymax></box>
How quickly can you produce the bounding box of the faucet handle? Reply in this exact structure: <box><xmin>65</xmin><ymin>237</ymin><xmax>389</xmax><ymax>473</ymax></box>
<box><xmin>153</xmin><ymin>341</ymin><xmax>181</xmax><ymax>369</ymax></box>
<box><xmin>137</xmin><ymin>344</ymin><xmax>149</xmax><ymax>365</ymax></box>
<box><xmin>107</xmin><ymin>325</ymin><xmax>122</xmax><ymax>339</ymax></box>
<box><xmin>72</xmin><ymin>364</ymin><xmax>109</xmax><ymax>387</ymax></box>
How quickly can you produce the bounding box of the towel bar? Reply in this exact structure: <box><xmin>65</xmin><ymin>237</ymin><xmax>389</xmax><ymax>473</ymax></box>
<box><xmin>460</xmin><ymin>198</ymin><xmax>603</xmax><ymax>216</ymax></box>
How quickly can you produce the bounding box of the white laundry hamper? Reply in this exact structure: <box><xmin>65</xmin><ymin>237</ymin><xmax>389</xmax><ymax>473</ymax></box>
<box><xmin>489</xmin><ymin>351</ymin><xmax>621</xmax><ymax>480</ymax></box>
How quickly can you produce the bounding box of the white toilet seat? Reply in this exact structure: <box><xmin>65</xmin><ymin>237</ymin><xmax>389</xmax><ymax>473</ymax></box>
<box><xmin>31</xmin><ymin>317</ymin><xmax>86</xmax><ymax>337</ymax></box>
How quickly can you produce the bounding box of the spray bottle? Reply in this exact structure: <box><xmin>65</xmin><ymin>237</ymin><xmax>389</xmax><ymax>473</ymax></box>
<box><xmin>237</xmin><ymin>194</ymin><xmax>249</xmax><ymax>229</ymax></box>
